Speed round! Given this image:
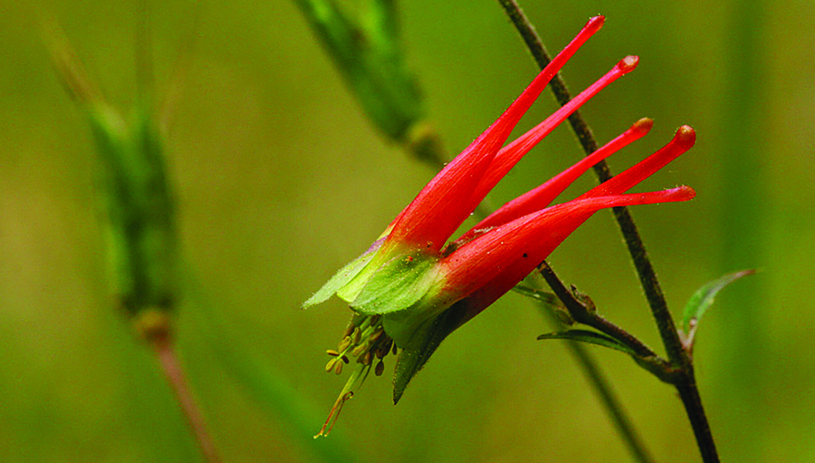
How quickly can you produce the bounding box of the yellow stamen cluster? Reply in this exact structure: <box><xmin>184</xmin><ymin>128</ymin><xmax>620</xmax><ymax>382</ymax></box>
<box><xmin>316</xmin><ymin>314</ymin><xmax>398</xmax><ymax>437</ymax></box>
<box><xmin>324</xmin><ymin>314</ymin><xmax>396</xmax><ymax>378</ymax></box>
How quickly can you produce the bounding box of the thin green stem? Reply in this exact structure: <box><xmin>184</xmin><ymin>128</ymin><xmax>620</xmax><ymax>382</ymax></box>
<box><xmin>495</xmin><ymin>1</ymin><xmax>719</xmax><ymax>461</ymax></box>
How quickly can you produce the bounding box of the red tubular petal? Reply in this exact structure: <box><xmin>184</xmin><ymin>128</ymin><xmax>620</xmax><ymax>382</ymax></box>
<box><xmin>472</xmin><ymin>56</ymin><xmax>640</xmax><ymax>202</ymax></box>
<box><xmin>457</xmin><ymin>118</ymin><xmax>653</xmax><ymax>244</ymax></box>
<box><xmin>383</xmin><ymin>17</ymin><xmax>605</xmax><ymax>253</ymax></box>
<box><xmin>439</xmin><ymin>186</ymin><xmax>695</xmax><ymax>309</ymax></box>
<box><xmin>580</xmin><ymin>125</ymin><xmax>696</xmax><ymax>199</ymax></box>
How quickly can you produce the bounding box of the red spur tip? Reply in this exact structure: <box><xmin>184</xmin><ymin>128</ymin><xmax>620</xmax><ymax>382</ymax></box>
<box><xmin>585</xmin><ymin>15</ymin><xmax>606</xmax><ymax>33</ymax></box>
<box><xmin>673</xmin><ymin>125</ymin><xmax>696</xmax><ymax>148</ymax></box>
<box><xmin>631</xmin><ymin>117</ymin><xmax>654</xmax><ymax>135</ymax></box>
<box><xmin>617</xmin><ymin>55</ymin><xmax>639</xmax><ymax>73</ymax></box>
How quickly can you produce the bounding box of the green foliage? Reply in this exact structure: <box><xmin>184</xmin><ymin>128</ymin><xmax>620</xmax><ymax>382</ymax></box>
<box><xmin>681</xmin><ymin>269</ymin><xmax>756</xmax><ymax>342</ymax></box>
<box><xmin>513</xmin><ymin>283</ymin><xmax>560</xmax><ymax>306</ymax></box>
<box><xmin>88</xmin><ymin>104</ymin><xmax>178</xmax><ymax>315</ymax></box>
<box><xmin>513</xmin><ymin>283</ymin><xmax>574</xmax><ymax>324</ymax></box>
<box><xmin>537</xmin><ymin>329</ymin><xmax>637</xmax><ymax>356</ymax></box>
<box><xmin>293</xmin><ymin>0</ymin><xmax>423</xmax><ymax>142</ymax></box>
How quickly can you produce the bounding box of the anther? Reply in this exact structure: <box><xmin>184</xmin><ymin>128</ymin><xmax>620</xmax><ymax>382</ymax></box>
<box><xmin>326</xmin><ymin>349</ymin><xmax>340</xmax><ymax>357</ymax></box>
<box><xmin>334</xmin><ymin>361</ymin><xmax>343</xmax><ymax>375</ymax></box>
<box><xmin>375</xmin><ymin>360</ymin><xmax>385</xmax><ymax>376</ymax></box>
<box><xmin>352</xmin><ymin>342</ymin><xmax>368</xmax><ymax>358</ymax></box>
<box><xmin>376</xmin><ymin>339</ymin><xmax>392</xmax><ymax>359</ymax></box>
<box><xmin>342</xmin><ymin>323</ymin><xmax>354</xmax><ymax>338</ymax></box>
<box><xmin>325</xmin><ymin>358</ymin><xmax>337</xmax><ymax>373</ymax></box>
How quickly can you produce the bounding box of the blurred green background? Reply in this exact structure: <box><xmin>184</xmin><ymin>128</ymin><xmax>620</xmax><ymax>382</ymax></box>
<box><xmin>1</xmin><ymin>0</ymin><xmax>813</xmax><ymax>461</ymax></box>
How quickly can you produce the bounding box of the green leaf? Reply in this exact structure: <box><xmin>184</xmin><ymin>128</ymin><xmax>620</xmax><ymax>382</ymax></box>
<box><xmin>293</xmin><ymin>0</ymin><xmax>423</xmax><ymax>141</ymax></box>
<box><xmin>514</xmin><ymin>284</ymin><xmax>575</xmax><ymax>325</ymax></box>
<box><xmin>681</xmin><ymin>269</ymin><xmax>756</xmax><ymax>334</ymax></box>
<box><xmin>350</xmin><ymin>252</ymin><xmax>439</xmax><ymax>315</ymax></box>
<box><xmin>537</xmin><ymin>330</ymin><xmax>637</xmax><ymax>357</ymax></box>
<box><xmin>513</xmin><ymin>284</ymin><xmax>560</xmax><ymax>307</ymax></box>
<box><xmin>302</xmin><ymin>243</ymin><xmax>381</xmax><ymax>308</ymax></box>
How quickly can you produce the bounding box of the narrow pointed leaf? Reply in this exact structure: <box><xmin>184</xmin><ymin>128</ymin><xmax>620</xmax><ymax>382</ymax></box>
<box><xmin>513</xmin><ymin>284</ymin><xmax>575</xmax><ymax>325</ymax></box>
<box><xmin>513</xmin><ymin>284</ymin><xmax>560</xmax><ymax>307</ymax></box>
<box><xmin>681</xmin><ymin>269</ymin><xmax>756</xmax><ymax>333</ymax></box>
<box><xmin>537</xmin><ymin>330</ymin><xmax>637</xmax><ymax>357</ymax></box>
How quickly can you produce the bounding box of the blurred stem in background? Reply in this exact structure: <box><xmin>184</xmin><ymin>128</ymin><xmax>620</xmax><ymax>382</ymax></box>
<box><xmin>716</xmin><ymin>0</ymin><xmax>768</xmax><ymax>460</ymax></box>
<box><xmin>50</xmin><ymin>20</ymin><xmax>364</xmax><ymax>463</ymax></box>
<box><xmin>48</xmin><ymin>12</ymin><xmax>367</xmax><ymax>463</ymax></box>
<box><xmin>520</xmin><ymin>282</ymin><xmax>656</xmax><ymax>463</ymax></box>
<box><xmin>46</xmin><ymin>23</ymin><xmax>221</xmax><ymax>463</ymax></box>
<box><xmin>294</xmin><ymin>1</ymin><xmax>654</xmax><ymax>461</ymax></box>
<box><xmin>182</xmin><ymin>265</ymin><xmax>363</xmax><ymax>463</ymax></box>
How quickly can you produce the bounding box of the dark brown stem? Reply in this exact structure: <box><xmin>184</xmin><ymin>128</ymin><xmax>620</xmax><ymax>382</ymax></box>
<box><xmin>676</xmin><ymin>377</ymin><xmax>719</xmax><ymax>463</ymax></box>
<box><xmin>496</xmin><ymin>1</ymin><xmax>718</xmax><ymax>461</ymax></box>
<box><xmin>150</xmin><ymin>332</ymin><xmax>222</xmax><ymax>463</ymax></box>
<box><xmin>537</xmin><ymin>262</ymin><xmax>658</xmax><ymax>359</ymax></box>
<box><xmin>537</xmin><ymin>262</ymin><xmax>679</xmax><ymax>384</ymax></box>
<box><xmin>493</xmin><ymin>0</ymin><xmax>685</xmax><ymax>360</ymax></box>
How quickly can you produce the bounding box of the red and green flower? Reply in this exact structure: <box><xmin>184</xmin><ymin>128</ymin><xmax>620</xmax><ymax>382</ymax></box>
<box><xmin>306</xmin><ymin>16</ymin><xmax>697</xmax><ymax>436</ymax></box>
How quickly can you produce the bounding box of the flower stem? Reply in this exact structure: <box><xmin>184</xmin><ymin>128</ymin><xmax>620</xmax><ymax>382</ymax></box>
<box><xmin>148</xmin><ymin>329</ymin><xmax>221</xmax><ymax>463</ymax></box>
<box><xmin>496</xmin><ymin>1</ymin><xmax>719</xmax><ymax>461</ymax></box>
<box><xmin>537</xmin><ymin>262</ymin><xmax>658</xmax><ymax>360</ymax></box>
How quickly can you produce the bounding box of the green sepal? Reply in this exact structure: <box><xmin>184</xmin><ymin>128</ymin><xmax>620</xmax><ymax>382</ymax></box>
<box><xmin>350</xmin><ymin>252</ymin><xmax>439</xmax><ymax>315</ymax></box>
<box><xmin>390</xmin><ymin>304</ymin><xmax>467</xmax><ymax>404</ymax></box>
<box><xmin>537</xmin><ymin>329</ymin><xmax>637</xmax><ymax>357</ymax></box>
<box><xmin>302</xmin><ymin>244</ymin><xmax>380</xmax><ymax>309</ymax></box>
<box><xmin>681</xmin><ymin>269</ymin><xmax>756</xmax><ymax>334</ymax></box>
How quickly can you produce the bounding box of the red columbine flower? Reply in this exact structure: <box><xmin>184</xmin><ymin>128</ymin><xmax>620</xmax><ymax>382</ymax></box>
<box><xmin>306</xmin><ymin>16</ymin><xmax>697</xmax><ymax>436</ymax></box>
